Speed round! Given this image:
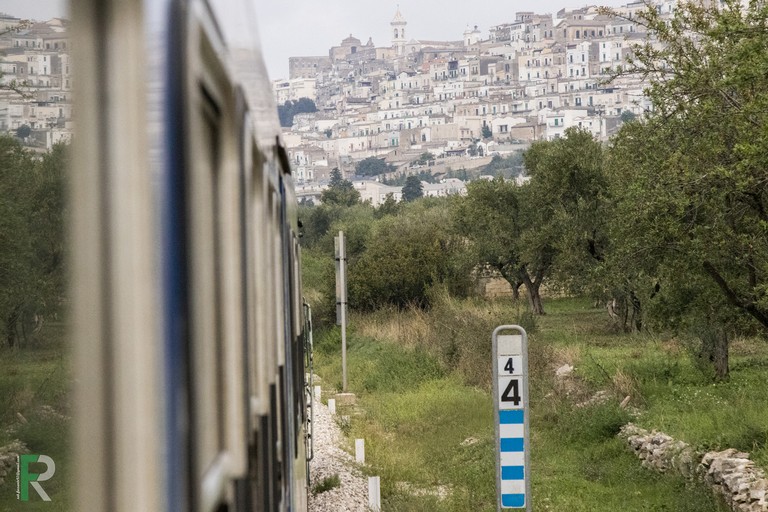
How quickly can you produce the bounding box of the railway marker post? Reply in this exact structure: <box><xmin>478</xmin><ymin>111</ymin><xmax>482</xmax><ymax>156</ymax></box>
<box><xmin>334</xmin><ymin>231</ymin><xmax>348</xmax><ymax>392</ymax></box>
<box><xmin>368</xmin><ymin>476</ymin><xmax>381</xmax><ymax>512</ymax></box>
<box><xmin>492</xmin><ymin>325</ymin><xmax>530</xmax><ymax>511</ymax></box>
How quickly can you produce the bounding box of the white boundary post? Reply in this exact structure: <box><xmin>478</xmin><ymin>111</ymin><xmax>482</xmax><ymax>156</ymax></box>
<box><xmin>355</xmin><ymin>439</ymin><xmax>365</xmax><ymax>464</ymax></box>
<box><xmin>368</xmin><ymin>476</ymin><xmax>380</xmax><ymax>512</ymax></box>
<box><xmin>492</xmin><ymin>325</ymin><xmax>531</xmax><ymax>511</ymax></box>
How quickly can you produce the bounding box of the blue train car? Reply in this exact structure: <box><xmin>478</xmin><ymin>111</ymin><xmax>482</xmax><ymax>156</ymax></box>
<box><xmin>69</xmin><ymin>1</ymin><xmax>311</xmax><ymax>510</ymax></box>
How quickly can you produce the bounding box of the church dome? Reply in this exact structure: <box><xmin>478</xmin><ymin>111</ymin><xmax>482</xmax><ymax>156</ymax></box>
<box><xmin>341</xmin><ymin>34</ymin><xmax>361</xmax><ymax>46</ymax></box>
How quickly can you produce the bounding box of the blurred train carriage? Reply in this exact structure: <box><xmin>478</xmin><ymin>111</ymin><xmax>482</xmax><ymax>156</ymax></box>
<box><xmin>70</xmin><ymin>0</ymin><xmax>312</xmax><ymax>510</ymax></box>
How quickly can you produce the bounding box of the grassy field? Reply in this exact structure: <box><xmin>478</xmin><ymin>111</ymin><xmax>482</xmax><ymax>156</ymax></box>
<box><xmin>0</xmin><ymin>322</ymin><xmax>72</xmax><ymax>510</ymax></box>
<box><xmin>540</xmin><ymin>298</ymin><xmax>768</xmax><ymax>470</ymax></box>
<box><xmin>310</xmin><ymin>295</ymin><xmax>767</xmax><ymax>511</ymax></box>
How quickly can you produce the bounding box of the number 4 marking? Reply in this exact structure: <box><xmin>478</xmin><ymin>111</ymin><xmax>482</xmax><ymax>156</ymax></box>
<box><xmin>501</xmin><ymin>379</ymin><xmax>521</xmax><ymax>406</ymax></box>
<box><xmin>504</xmin><ymin>358</ymin><xmax>515</xmax><ymax>374</ymax></box>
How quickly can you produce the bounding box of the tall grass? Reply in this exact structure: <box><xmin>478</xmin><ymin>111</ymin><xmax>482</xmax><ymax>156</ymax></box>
<box><xmin>0</xmin><ymin>322</ymin><xmax>72</xmax><ymax>510</ymax></box>
<box><xmin>351</xmin><ymin>288</ymin><xmax>539</xmax><ymax>389</ymax></box>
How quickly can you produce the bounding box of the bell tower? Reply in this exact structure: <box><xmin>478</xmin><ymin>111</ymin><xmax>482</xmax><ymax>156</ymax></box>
<box><xmin>391</xmin><ymin>6</ymin><xmax>407</xmax><ymax>56</ymax></box>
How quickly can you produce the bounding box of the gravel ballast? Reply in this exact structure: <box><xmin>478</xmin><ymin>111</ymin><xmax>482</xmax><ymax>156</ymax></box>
<box><xmin>307</xmin><ymin>392</ymin><xmax>370</xmax><ymax>512</ymax></box>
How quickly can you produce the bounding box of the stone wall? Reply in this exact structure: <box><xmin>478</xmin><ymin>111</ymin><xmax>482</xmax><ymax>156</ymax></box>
<box><xmin>475</xmin><ymin>275</ymin><xmax>514</xmax><ymax>299</ymax></box>
<box><xmin>620</xmin><ymin>424</ymin><xmax>767</xmax><ymax>512</ymax></box>
<box><xmin>0</xmin><ymin>440</ymin><xmax>28</xmax><ymax>487</ymax></box>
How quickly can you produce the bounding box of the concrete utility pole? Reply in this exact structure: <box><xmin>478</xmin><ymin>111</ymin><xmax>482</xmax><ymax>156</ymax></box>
<box><xmin>334</xmin><ymin>231</ymin><xmax>348</xmax><ymax>392</ymax></box>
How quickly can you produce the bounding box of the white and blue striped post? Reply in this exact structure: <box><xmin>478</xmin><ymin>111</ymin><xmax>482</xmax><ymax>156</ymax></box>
<box><xmin>492</xmin><ymin>325</ymin><xmax>530</xmax><ymax>511</ymax></box>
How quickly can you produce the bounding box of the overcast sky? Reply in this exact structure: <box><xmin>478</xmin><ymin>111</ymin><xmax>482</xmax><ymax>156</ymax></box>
<box><xmin>1</xmin><ymin>0</ymin><xmax>629</xmax><ymax>80</ymax></box>
<box><xmin>0</xmin><ymin>0</ymin><xmax>66</xmax><ymax>20</ymax></box>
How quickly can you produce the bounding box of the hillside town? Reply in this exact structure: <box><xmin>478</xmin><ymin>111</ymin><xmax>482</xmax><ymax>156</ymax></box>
<box><xmin>0</xmin><ymin>13</ymin><xmax>72</xmax><ymax>151</ymax></box>
<box><xmin>273</xmin><ymin>2</ymin><xmax>675</xmax><ymax>205</ymax></box>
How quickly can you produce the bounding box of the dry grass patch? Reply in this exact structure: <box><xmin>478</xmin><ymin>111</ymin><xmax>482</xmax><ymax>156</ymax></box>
<box><xmin>610</xmin><ymin>369</ymin><xmax>644</xmax><ymax>405</ymax></box>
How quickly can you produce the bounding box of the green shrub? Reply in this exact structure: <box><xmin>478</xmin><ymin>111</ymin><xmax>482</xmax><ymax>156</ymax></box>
<box><xmin>557</xmin><ymin>401</ymin><xmax>632</xmax><ymax>444</ymax></box>
<box><xmin>314</xmin><ymin>326</ymin><xmax>342</xmax><ymax>356</ymax></box>
<box><xmin>312</xmin><ymin>474</ymin><xmax>341</xmax><ymax>494</ymax></box>
<box><xmin>356</xmin><ymin>343</ymin><xmax>443</xmax><ymax>394</ymax></box>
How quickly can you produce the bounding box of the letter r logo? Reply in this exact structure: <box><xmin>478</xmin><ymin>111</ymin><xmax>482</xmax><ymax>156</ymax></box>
<box><xmin>19</xmin><ymin>454</ymin><xmax>56</xmax><ymax>501</ymax></box>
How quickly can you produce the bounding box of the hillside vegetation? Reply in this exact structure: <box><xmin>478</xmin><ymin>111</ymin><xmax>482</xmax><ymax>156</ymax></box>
<box><xmin>300</xmin><ymin>3</ymin><xmax>768</xmax><ymax>507</ymax></box>
<box><xmin>302</xmin><ymin>0</ymin><xmax>768</xmax><ymax>383</ymax></box>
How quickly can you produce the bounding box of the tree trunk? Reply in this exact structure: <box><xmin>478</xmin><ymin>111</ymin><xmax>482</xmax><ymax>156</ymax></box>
<box><xmin>519</xmin><ymin>271</ymin><xmax>545</xmax><ymax>315</ymax></box>
<box><xmin>711</xmin><ymin>329</ymin><xmax>730</xmax><ymax>381</ymax></box>
<box><xmin>606</xmin><ymin>298</ymin><xmax>619</xmax><ymax>321</ymax></box>
<box><xmin>499</xmin><ymin>266</ymin><xmax>522</xmax><ymax>302</ymax></box>
<box><xmin>629</xmin><ymin>291</ymin><xmax>642</xmax><ymax>332</ymax></box>
<box><xmin>6</xmin><ymin>306</ymin><xmax>20</xmax><ymax>348</ymax></box>
<box><xmin>532</xmin><ymin>286</ymin><xmax>545</xmax><ymax>315</ymax></box>
<box><xmin>512</xmin><ymin>281</ymin><xmax>521</xmax><ymax>301</ymax></box>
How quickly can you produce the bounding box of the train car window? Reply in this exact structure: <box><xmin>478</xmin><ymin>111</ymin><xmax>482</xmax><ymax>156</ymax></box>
<box><xmin>207</xmin><ymin>96</ymin><xmax>228</xmax><ymax>454</ymax></box>
<box><xmin>248</xmin><ymin>147</ymin><xmax>268</xmax><ymax>413</ymax></box>
<box><xmin>246</xmin><ymin>145</ymin><xmax>277</xmax><ymax>509</ymax></box>
<box><xmin>265</xmin><ymin>182</ymin><xmax>283</xmax><ymax>506</ymax></box>
<box><xmin>189</xmin><ymin>87</ymin><xmax>226</xmax><ymax>478</ymax></box>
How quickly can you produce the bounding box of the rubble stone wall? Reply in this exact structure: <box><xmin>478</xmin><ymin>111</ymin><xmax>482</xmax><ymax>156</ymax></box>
<box><xmin>620</xmin><ymin>424</ymin><xmax>767</xmax><ymax>512</ymax></box>
<box><xmin>0</xmin><ymin>440</ymin><xmax>28</xmax><ymax>487</ymax></box>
